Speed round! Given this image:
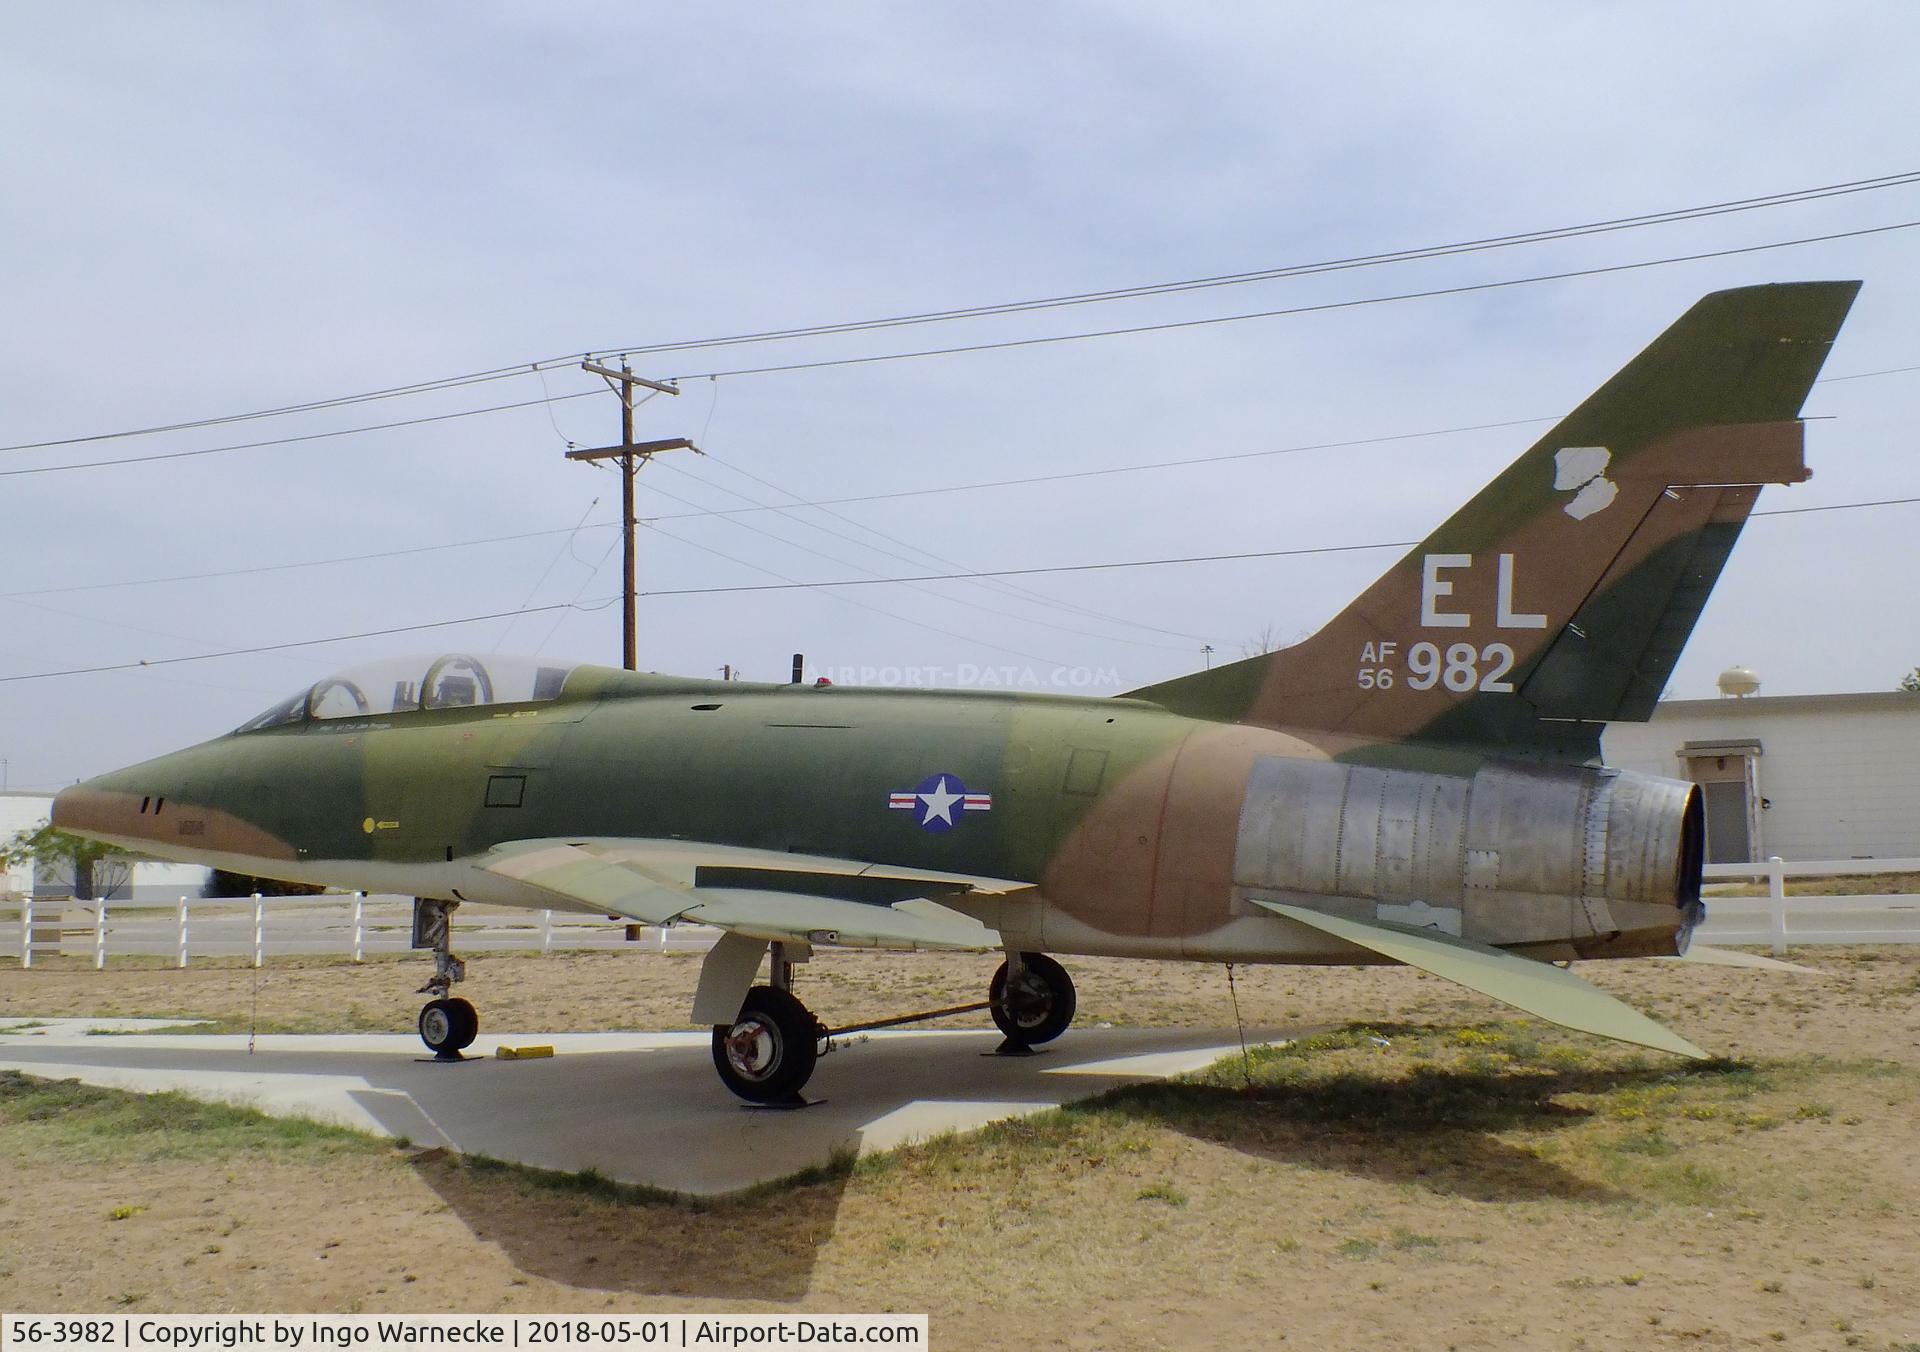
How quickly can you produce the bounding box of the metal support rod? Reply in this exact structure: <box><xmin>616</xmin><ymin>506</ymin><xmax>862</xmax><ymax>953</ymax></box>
<box><xmin>20</xmin><ymin>894</ymin><xmax>31</xmax><ymax>970</ymax></box>
<box><xmin>351</xmin><ymin>890</ymin><xmax>365</xmax><ymax>963</ymax></box>
<box><xmin>176</xmin><ymin>895</ymin><xmax>189</xmax><ymax>969</ymax></box>
<box><xmin>823</xmin><ymin>1000</ymin><xmax>993</xmax><ymax>1038</ymax></box>
<box><xmin>253</xmin><ymin>893</ymin><xmax>265</xmax><ymax>969</ymax></box>
<box><xmin>94</xmin><ymin>898</ymin><xmax>107</xmax><ymax>970</ymax></box>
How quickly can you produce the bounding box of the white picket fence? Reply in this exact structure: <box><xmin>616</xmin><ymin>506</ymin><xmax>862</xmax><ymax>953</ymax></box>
<box><xmin>1696</xmin><ymin>857</ymin><xmax>1920</xmax><ymax>955</ymax></box>
<box><xmin>4</xmin><ymin>860</ymin><xmax>1916</xmax><ymax>968</ymax></box>
<box><xmin>0</xmin><ymin>892</ymin><xmax>720</xmax><ymax>969</ymax></box>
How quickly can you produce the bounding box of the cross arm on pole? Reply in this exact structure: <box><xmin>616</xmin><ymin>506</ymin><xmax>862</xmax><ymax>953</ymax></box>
<box><xmin>564</xmin><ymin>437</ymin><xmax>699</xmax><ymax>462</ymax></box>
<box><xmin>581</xmin><ymin>361</ymin><xmax>681</xmax><ymax>397</ymax></box>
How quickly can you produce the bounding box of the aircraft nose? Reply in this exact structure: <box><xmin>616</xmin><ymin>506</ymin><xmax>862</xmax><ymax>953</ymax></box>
<box><xmin>51</xmin><ymin>781</ymin><xmax>144</xmax><ymax>844</ymax></box>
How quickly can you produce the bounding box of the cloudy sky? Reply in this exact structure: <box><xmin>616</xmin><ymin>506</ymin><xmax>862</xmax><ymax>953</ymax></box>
<box><xmin>3</xmin><ymin>4</ymin><xmax>1917</xmax><ymax>790</ymax></box>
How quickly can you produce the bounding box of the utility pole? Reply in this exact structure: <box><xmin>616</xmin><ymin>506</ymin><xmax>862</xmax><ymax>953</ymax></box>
<box><xmin>565</xmin><ymin>359</ymin><xmax>699</xmax><ymax>670</ymax></box>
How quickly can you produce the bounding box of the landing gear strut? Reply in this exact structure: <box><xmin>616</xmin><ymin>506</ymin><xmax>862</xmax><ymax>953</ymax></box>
<box><xmin>413</xmin><ymin>898</ymin><xmax>477</xmax><ymax>1059</ymax></box>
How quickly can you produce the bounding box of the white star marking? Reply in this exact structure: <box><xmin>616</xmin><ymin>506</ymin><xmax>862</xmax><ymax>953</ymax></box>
<box><xmin>917</xmin><ymin>777</ymin><xmax>962</xmax><ymax>826</ymax></box>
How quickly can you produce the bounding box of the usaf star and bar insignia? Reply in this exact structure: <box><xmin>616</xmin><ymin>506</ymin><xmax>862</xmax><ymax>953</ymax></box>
<box><xmin>888</xmin><ymin>773</ymin><xmax>992</xmax><ymax>833</ymax></box>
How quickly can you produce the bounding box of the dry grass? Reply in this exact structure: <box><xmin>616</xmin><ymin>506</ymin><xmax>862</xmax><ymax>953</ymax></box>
<box><xmin>3</xmin><ymin>946</ymin><xmax>1919</xmax><ymax>1349</ymax></box>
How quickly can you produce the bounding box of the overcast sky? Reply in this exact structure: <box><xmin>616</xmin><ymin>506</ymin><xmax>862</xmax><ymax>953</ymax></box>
<box><xmin>3</xmin><ymin>4</ymin><xmax>1917</xmax><ymax>790</ymax></box>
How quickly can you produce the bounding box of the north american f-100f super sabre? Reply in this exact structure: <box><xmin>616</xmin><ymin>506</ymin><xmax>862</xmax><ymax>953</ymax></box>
<box><xmin>55</xmin><ymin>281</ymin><xmax>1860</xmax><ymax>1101</ymax></box>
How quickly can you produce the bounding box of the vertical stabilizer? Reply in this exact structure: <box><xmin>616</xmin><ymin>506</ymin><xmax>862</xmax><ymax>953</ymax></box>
<box><xmin>1128</xmin><ymin>281</ymin><xmax>1861</xmax><ymax>757</ymax></box>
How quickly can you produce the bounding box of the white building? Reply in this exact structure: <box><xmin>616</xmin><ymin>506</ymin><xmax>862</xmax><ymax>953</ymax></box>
<box><xmin>1603</xmin><ymin>691</ymin><xmax>1920</xmax><ymax>864</ymax></box>
<box><xmin>0</xmin><ymin>792</ymin><xmax>49</xmax><ymax>898</ymax></box>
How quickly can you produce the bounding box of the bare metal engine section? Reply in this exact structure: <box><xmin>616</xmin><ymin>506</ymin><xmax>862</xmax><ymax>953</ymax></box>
<box><xmin>1232</xmin><ymin>757</ymin><xmax>1704</xmax><ymax>955</ymax></box>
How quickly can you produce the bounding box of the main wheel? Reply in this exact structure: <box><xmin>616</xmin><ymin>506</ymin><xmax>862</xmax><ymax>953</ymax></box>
<box><xmin>712</xmin><ymin>986</ymin><xmax>822</xmax><ymax>1103</ymax></box>
<box><xmin>420</xmin><ymin>997</ymin><xmax>478</xmax><ymax>1055</ymax></box>
<box><xmin>990</xmin><ymin>952</ymin><xmax>1076</xmax><ymax>1045</ymax></box>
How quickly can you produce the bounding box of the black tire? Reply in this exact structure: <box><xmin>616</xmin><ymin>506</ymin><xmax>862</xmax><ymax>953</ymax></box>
<box><xmin>711</xmin><ymin>986</ymin><xmax>822</xmax><ymax>1103</ymax></box>
<box><xmin>444</xmin><ymin>997</ymin><xmax>479</xmax><ymax>1050</ymax></box>
<box><xmin>419</xmin><ymin>997</ymin><xmax>475</xmax><ymax>1055</ymax></box>
<box><xmin>990</xmin><ymin>952</ymin><xmax>1076</xmax><ymax>1046</ymax></box>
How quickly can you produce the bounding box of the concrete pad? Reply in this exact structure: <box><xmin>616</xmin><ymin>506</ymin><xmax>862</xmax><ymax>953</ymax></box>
<box><xmin>0</xmin><ymin>1024</ymin><xmax>1275</xmax><ymax>1195</ymax></box>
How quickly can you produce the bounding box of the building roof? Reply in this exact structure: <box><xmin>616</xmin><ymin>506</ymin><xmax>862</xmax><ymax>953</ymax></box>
<box><xmin>1646</xmin><ymin>690</ymin><xmax>1920</xmax><ymax>718</ymax></box>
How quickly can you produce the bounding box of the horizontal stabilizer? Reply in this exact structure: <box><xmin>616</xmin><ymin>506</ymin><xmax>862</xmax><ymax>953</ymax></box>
<box><xmin>1250</xmin><ymin>900</ymin><xmax>1707</xmax><ymax>1059</ymax></box>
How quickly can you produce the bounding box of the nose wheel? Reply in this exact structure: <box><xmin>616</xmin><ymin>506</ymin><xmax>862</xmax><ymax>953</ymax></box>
<box><xmin>419</xmin><ymin>996</ymin><xmax>478</xmax><ymax>1059</ymax></box>
<box><xmin>712</xmin><ymin>985</ymin><xmax>825</xmax><ymax>1104</ymax></box>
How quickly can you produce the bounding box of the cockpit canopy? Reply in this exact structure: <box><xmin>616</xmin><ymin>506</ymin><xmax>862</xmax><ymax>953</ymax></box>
<box><xmin>234</xmin><ymin>654</ymin><xmax>580</xmax><ymax>733</ymax></box>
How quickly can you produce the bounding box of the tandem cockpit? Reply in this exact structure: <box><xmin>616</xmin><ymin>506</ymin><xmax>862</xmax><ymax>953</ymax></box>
<box><xmin>233</xmin><ymin>654</ymin><xmax>584</xmax><ymax>733</ymax></box>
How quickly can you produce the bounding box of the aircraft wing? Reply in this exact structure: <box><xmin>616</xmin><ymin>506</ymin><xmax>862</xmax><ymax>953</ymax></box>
<box><xmin>1250</xmin><ymin>900</ymin><xmax>1707</xmax><ymax>1060</ymax></box>
<box><xmin>480</xmin><ymin>838</ymin><xmax>1005</xmax><ymax>949</ymax></box>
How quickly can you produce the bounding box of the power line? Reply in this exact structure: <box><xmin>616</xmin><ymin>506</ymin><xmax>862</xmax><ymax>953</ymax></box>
<box><xmin>6</xmin><ymin>387</ymin><xmax>1914</xmax><ymax>604</ymax></box>
<box><xmin>648</xmin><ymin>417</ymin><xmax>1561</xmax><ymax>524</ymax></box>
<box><xmin>639</xmin><ymin>518</ymin><xmax>1073</xmax><ymax>669</ymax></box>
<box><xmin>1815</xmin><ymin>361</ymin><xmax>1920</xmax><ymax>384</ymax></box>
<box><xmin>6</xmin><ymin>220</ymin><xmax>1917</xmax><ymax>483</ymax></box>
<box><xmin>669</xmin><ymin>219</ymin><xmax>1920</xmax><ymax>381</ymax></box>
<box><xmin>0</xmin><ymin>605</ymin><xmax>576</xmax><ymax>684</ymax></box>
<box><xmin>0</xmin><ymin>361</ymin><xmax>581</xmax><ymax>455</ymax></box>
<box><xmin>0</xmin><ymin>522</ymin><xmax>619</xmax><ymax>599</ymax></box>
<box><xmin>691</xmin><ymin>451</ymin><xmax>1224</xmax><ymax>645</ymax></box>
<box><xmin>607</xmin><ymin>171</ymin><xmax>1920</xmax><ymax>362</ymax></box>
<box><xmin>639</xmin><ymin>466</ymin><xmax>1209</xmax><ymax>652</ymax></box>
<box><xmin>0</xmin><ymin>389</ymin><xmax>602</xmax><ymax>478</ymax></box>
<box><xmin>4</xmin><ymin>492</ymin><xmax>1913</xmax><ymax>687</ymax></box>
<box><xmin>630</xmin><ymin>492</ymin><xmax>1920</xmax><ymax>598</ymax></box>
<box><xmin>5</xmin><ymin>169</ymin><xmax>1916</xmax><ymax>456</ymax></box>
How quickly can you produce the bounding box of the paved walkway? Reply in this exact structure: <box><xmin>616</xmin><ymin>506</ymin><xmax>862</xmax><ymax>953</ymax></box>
<box><xmin>0</xmin><ymin>1019</ymin><xmax>1267</xmax><ymax>1194</ymax></box>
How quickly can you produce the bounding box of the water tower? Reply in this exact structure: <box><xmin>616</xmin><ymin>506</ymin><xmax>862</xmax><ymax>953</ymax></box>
<box><xmin>1717</xmin><ymin>665</ymin><xmax>1760</xmax><ymax>698</ymax></box>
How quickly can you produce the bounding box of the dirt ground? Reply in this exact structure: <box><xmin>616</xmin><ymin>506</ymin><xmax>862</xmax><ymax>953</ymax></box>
<box><xmin>2</xmin><ymin>945</ymin><xmax>1917</xmax><ymax>1351</ymax></box>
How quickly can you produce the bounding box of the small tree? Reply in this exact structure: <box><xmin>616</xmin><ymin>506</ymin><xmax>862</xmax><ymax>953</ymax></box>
<box><xmin>0</xmin><ymin>825</ymin><xmax>133</xmax><ymax>901</ymax></box>
<box><xmin>1901</xmin><ymin>668</ymin><xmax>1920</xmax><ymax>693</ymax></box>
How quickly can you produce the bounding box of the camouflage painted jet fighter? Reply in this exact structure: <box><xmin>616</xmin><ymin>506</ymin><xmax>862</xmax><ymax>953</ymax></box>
<box><xmin>55</xmin><ymin>281</ymin><xmax>1859</xmax><ymax>1102</ymax></box>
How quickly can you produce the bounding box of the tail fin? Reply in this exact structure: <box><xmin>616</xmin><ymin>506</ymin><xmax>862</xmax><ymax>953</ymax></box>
<box><xmin>1129</xmin><ymin>281</ymin><xmax>1861</xmax><ymax>758</ymax></box>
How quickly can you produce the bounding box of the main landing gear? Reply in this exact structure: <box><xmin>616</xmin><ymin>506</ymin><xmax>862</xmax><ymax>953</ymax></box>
<box><xmin>988</xmin><ymin>952</ymin><xmax>1076</xmax><ymax>1050</ymax></box>
<box><xmin>706</xmin><ymin>945</ymin><xmax>1079</xmax><ymax>1104</ymax></box>
<box><xmin>413</xmin><ymin>898</ymin><xmax>478</xmax><ymax>1060</ymax></box>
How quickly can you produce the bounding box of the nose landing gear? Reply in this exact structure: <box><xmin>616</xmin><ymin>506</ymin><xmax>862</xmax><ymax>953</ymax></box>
<box><xmin>413</xmin><ymin>898</ymin><xmax>477</xmax><ymax>1060</ymax></box>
